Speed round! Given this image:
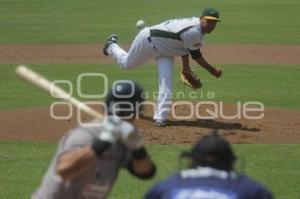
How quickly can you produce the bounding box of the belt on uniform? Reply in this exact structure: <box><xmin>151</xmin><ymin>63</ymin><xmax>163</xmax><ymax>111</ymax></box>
<box><xmin>147</xmin><ymin>36</ymin><xmax>157</xmax><ymax>50</ymax></box>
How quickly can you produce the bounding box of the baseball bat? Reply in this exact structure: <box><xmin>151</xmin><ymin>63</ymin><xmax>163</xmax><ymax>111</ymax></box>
<box><xmin>15</xmin><ymin>65</ymin><xmax>104</xmax><ymax>120</ymax></box>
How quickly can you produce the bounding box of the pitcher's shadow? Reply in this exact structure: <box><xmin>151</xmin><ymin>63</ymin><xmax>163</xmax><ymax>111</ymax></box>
<box><xmin>139</xmin><ymin>115</ymin><xmax>260</xmax><ymax>132</ymax></box>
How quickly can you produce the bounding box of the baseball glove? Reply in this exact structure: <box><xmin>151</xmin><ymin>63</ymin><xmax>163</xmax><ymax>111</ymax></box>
<box><xmin>180</xmin><ymin>70</ymin><xmax>202</xmax><ymax>89</ymax></box>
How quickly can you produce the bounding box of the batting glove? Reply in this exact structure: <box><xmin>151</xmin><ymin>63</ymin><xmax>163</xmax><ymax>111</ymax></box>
<box><xmin>118</xmin><ymin>121</ymin><xmax>144</xmax><ymax>150</ymax></box>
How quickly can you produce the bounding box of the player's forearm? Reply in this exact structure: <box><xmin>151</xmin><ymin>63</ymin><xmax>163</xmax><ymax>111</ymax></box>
<box><xmin>181</xmin><ymin>55</ymin><xmax>190</xmax><ymax>72</ymax></box>
<box><xmin>132</xmin><ymin>157</ymin><xmax>154</xmax><ymax>174</ymax></box>
<box><xmin>128</xmin><ymin>147</ymin><xmax>156</xmax><ymax>179</ymax></box>
<box><xmin>195</xmin><ymin>56</ymin><xmax>217</xmax><ymax>75</ymax></box>
<box><xmin>57</xmin><ymin>145</ymin><xmax>96</xmax><ymax>181</ymax></box>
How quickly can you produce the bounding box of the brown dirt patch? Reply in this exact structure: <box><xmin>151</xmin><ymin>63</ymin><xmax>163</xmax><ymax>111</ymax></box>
<box><xmin>1</xmin><ymin>44</ymin><xmax>300</xmax><ymax>65</ymax></box>
<box><xmin>1</xmin><ymin>43</ymin><xmax>299</xmax><ymax>144</ymax></box>
<box><xmin>1</xmin><ymin>104</ymin><xmax>299</xmax><ymax>144</ymax></box>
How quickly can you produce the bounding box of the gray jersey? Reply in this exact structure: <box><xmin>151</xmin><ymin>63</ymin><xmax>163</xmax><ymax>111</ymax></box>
<box><xmin>32</xmin><ymin>120</ymin><xmax>131</xmax><ymax>199</ymax></box>
<box><xmin>149</xmin><ymin>17</ymin><xmax>204</xmax><ymax>57</ymax></box>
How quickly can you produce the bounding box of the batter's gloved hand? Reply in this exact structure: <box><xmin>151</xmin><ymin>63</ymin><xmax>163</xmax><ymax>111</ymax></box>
<box><xmin>97</xmin><ymin>117</ymin><xmax>144</xmax><ymax>149</ymax></box>
<box><xmin>98</xmin><ymin>116</ymin><xmax>123</xmax><ymax>144</ymax></box>
<box><xmin>180</xmin><ymin>70</ymin><xmax>202</xmax><ymax>89</ymax></box>
<box><xmin>98</xmin><ymin>126</ymin><xmax>118</xmax><ymax>145</ymax></box>
<box><xmin>118</xmin><ymin>121</ymin><xmax>144</xmax><ymax>150</ymax></box>
<box><xmin>92</xmin><ymin>117</ymin><xmax>123</xmax><ymax>156</ymax></box>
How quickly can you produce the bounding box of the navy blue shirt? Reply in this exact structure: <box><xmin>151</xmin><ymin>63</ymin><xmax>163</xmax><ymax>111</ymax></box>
<box><xmin>145</xmin><ymin>167</ymin><xmax>273</xmax><ymax>199</ymax></box>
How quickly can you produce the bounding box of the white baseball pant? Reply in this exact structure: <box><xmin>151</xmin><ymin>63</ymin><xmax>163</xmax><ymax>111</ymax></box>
<box><xmin>107</xmin><ymin>28</ymin><xmax>173</xmax><ymax>121</ymax></box>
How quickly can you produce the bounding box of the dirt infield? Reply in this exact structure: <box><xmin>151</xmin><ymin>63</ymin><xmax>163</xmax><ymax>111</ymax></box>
<box><xmin>1</xmin><ymin>104</ymin><xmax>299</xmax><ymax>144</ymax></box>
<box><xmin>0</xmin><ymin>44</ymin><xmax>299</xmax><ymax>144</ymax></box>
<box><xmin>1</xmin><ymin>44</ymin><xmax>300</xmax><ymax>64</ymax></box>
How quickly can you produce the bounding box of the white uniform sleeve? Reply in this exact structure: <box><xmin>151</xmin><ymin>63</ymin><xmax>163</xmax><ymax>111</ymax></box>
<box><xmin>59</xmin><ymin>123</ymin><xmax>132</xmax><ymax>165</ymax></box>
<box><xmin>181</xmin><ymin>27</ymin><xmax>202</xmax><ymax>50</ymax></box>
<box><xmin>59</xmin><ymin>127</ymin><xmax>95</xmax><ymax>154</ymax></box>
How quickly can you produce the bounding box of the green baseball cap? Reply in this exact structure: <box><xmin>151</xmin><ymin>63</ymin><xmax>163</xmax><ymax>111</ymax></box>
<box><xmin>202</xmin><ymin>7</ymin><xmax>221</xmax><ymax>22</ymax></box>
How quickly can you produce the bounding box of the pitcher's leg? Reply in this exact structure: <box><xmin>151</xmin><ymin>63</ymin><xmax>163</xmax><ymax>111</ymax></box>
<box><xmin>154</xmin><ymin>57</ymin><xmax>174</xmax><ymax>126</ymax></box>
<box><xmin>105</xmin><ymin>28</ymin><xmax>157</xmax><ymax>69</ymax></box>
<box><xmin>108</xmin><ymin>43</ymin><xmax>130</xmax><ymax>68</ymax></box>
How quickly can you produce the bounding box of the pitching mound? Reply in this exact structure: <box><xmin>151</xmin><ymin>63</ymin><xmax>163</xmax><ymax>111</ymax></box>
<box><xmin>1</xmin><ymin>104</ymin><xmax>299</xmax><ymax>144</ymax></box>
<box><xmin>1</xmin><ymin>43</ymin><xmax>299</xmax><ymax>144</ymax></box>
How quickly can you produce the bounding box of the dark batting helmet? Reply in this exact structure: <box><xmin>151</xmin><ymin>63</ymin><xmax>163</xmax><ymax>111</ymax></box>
<box><xmin>105</xmin><ymin>80</ymin><xmax>144</xmax><ymax>119</ymax></box>
<box><xmin>182</xmin><ymin>130</ymin><xmax>236</xmax><ymax>171</ymax></box>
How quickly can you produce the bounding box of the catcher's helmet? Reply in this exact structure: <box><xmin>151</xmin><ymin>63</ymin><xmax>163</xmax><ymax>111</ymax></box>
<box><xmin>105</xmin><ymin>80</ymin><xmax>144</xmax><ymax>119</ymax></box>
<box><xmin>182</xmin><ymin>130</ymin><xmax>236</xmax><ymax>171</ymax></box>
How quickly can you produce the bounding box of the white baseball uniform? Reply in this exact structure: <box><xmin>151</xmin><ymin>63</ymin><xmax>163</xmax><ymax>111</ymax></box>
<box><xmin>107</xmin><ymin>17</ymin><xmax>205</xmax><ymax>121</ymax></box>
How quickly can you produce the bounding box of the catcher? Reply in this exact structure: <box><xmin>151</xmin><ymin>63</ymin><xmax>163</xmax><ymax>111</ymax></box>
<box><xmin>32</xmin><ymin>81</ymin><xmax>156</xmax><ymax>199</ymax></box>
<box><xmin>145</xmin><ymin>131</ymin><xmax>273</xmax><ymax>199</ymax></box>
<box><xmin>102</xmin><ymin>7</ymin><xmax>222</xmax><ymax>127</ymax></box>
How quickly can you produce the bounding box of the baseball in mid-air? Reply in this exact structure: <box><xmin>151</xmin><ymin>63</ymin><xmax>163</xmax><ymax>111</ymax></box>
<box><xmin>136</xmin><ymin>20</ymin><xmax>146</xmax><ymax>30</ymax></box>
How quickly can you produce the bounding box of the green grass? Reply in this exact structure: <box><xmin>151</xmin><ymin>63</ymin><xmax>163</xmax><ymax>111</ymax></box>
<box><xmin>0</xmin><ymin>0</ymin><xmax>300</xmax><ymax>44</ymax></box>
<box><xmin>0</xmin><ymin>141</ymin><xmax>299</xmax><ymax>199</ymax></box>
<box><xmin>1</xmin><ymin>64</ymin><xmax>299</xmax><ymax>110</ymax></box>
<box><xmin>0</xmin><ymin>141</ymin><xmax>56</xmax><ymax>198</ymax></box>
<box><xmin>0</xmin><ymin>1</ymin><xmax>299</xmax><ymax>199</ymax></box>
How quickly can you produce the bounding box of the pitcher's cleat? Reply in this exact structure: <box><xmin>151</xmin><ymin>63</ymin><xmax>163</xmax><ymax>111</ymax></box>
<box><xmin>154</xmin><ymin>119</ymin><xmax>167</xmax><ymax>127</ymax></box>
<box><xmin>103</xmin><ymin>34</ymin><xmax>118</xmax><ymax>56</ymax></box>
